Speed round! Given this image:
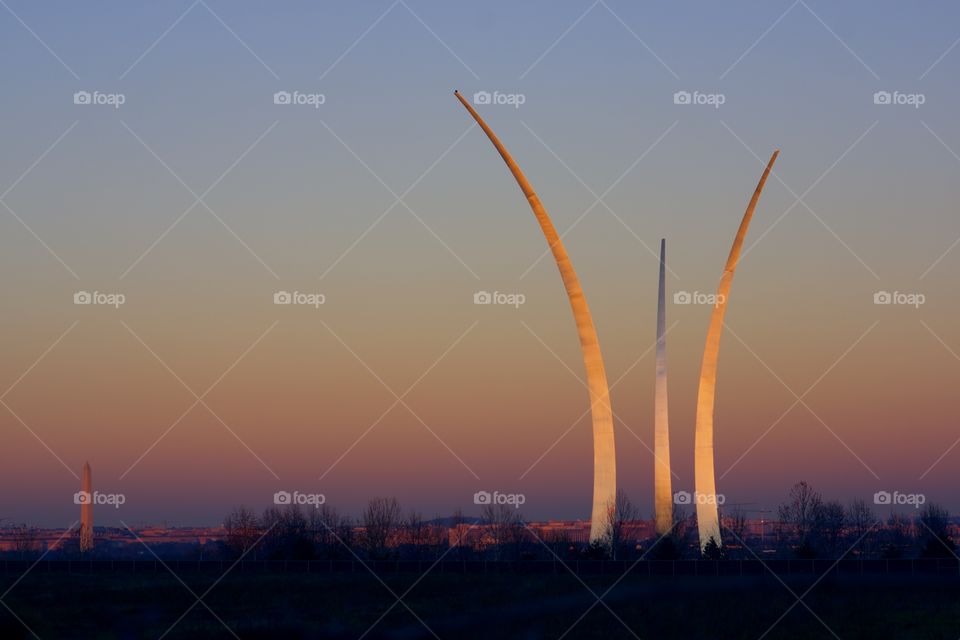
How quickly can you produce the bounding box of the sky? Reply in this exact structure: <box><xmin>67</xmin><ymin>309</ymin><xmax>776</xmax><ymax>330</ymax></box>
<box><xmin>1</xmin><ymin>1</ymin><xmax>959</xmax><ymax>527</ymax></box>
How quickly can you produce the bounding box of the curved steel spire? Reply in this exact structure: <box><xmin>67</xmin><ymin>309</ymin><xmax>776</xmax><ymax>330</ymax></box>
<box><xmin>694</xmin><ymin>150</ymin><xmax>779</xmax><ymax>552</ymax></box>
<box><xmin>654</xmin><ymin>239</ymin><xmax>672</xmax><ymax>536</ymax></box>
<box><xmin>454</xmin><ymin>90</ymin><xmax>616</xmax><ymax>542</ymax></box>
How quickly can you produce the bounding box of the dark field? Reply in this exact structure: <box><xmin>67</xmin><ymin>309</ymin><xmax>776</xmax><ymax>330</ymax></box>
<box><xmin>1</xmin><ymin>566</ymin><xmax>958</xmax><ymax>639</ymax></box>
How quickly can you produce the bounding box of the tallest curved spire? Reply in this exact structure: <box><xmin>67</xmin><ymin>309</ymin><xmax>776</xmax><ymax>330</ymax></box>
<box><xmin>454</xmin><ymin>90</ymin><xmax>615</xmax><ymax>543</ymax></box>
<box><xmin>694</xmin><ymin>150</ymin><xmax>779</xmax><ymax>552</ymax></box>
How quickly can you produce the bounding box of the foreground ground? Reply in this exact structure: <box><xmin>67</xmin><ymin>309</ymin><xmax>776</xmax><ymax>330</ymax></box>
<box><xmin>1</xmin><ymin>569</ymin><xmax>956</xmax><ymax>639</ymax></box>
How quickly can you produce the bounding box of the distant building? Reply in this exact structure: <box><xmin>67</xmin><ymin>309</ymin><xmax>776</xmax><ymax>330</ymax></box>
<box><xmin>79</xmin><ymin>462</ymin><xmax>93</xmax><ymax>552</ymax></box>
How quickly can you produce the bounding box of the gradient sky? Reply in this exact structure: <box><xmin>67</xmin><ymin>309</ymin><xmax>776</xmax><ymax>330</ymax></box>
<box><xmin>2</xmin><ymin>1</ymin><xmax>959</xmax><ymax>527</ymax></box>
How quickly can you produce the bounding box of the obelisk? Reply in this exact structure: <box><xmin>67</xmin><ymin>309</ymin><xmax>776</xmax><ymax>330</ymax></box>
<box><xmin>654</xmin><ymin>239</ymin><xmax>672</xmax><ymax>536</ymax></box>
<box><xmin>455</xmin><ymin>90</ymin><xmax>616</xmax><ymax>542</ymax></box>
<box><xmin>80</xmin><ymin>461</ymin><xmax>93</xmax><ymax>552</ymax></box>
<box><xmin>694</xmin><ymin>151</ymin><xmax>779</xmax><ymax>552</ymax></box>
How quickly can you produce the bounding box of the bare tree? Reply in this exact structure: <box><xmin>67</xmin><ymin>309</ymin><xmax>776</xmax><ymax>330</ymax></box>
<box><xmin>918</xmin><ymin>503</ymin><xmax>954</xmax><ymax>558</ymax></box>
<box><xmin>11</xmin><ymin>523</ymin><xmax>40</xmax><ymax>560</ymax></box>
<box><xmin>481</xmin><ymin>503</ymin><xmax>523</xmax><ymax>560</ymax></box>
<box><xmin>602</xmin><ymin>489</ymin><xmax>637</xmax><ymax>560</ymax></box>
<box><xmin>818</xmin><ymin>500</ymin><xmax>846</xmax><ymax>558</ymax></box>
<box><xmin>362</xmin><ymin>496</ymin><xmax>402</xmax><ymax>559</ymax></box>
<box><xmin>777</xmin><ymin>481</ymin><xmax>824</xmax><ymax>554</ymax></box>
<box><xmin>449</xmin><ymin>508</ymin><xmax>470</xmax><ymax>560</ymax></box>
<box><xmin>846</xmin><ymin>498</ymin><xmax>875</xmax><ymax>555</ymax></box>
<box><xmin>223</xmin><ymin>506</ymin><xmax>261</xmax><ymax>558</ymax></box>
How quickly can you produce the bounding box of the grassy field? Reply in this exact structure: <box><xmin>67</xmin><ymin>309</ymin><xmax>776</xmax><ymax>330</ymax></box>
<box><xmin>1</xmin><ymin>570</ymin><xmax>957</xmax><ymax>639</ymax></box>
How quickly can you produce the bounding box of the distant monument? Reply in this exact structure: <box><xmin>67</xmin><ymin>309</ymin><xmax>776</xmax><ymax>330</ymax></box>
<box><xmin>654</xmin><ymin>239</ymin><xmax>672</xmax><ymax>536</ymax></box>
<box><xmin>455</xmin><ymin>90</ymin><xmax>616</xmax><ymax>543</ymax></box>
<box><xmin>80</xmin><ymin>461</ymin><xmax>93</xmax><ymax>552</ymax></box>
<box><xmin>694</xmin><ymin>151</ymin><xmax>779</xmax><ymax>552</ymax></box>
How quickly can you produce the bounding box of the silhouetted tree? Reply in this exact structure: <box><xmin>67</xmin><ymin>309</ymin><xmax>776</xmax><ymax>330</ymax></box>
<box><xmin>846</xmin><ymin>498</ymin><xmax>875</xmax><ymax>556</ymax></box>
<box><xmin>918</xmin><ymin>503</ymin><xmax>954</xmax><ymax>558</ymax></box>
<box><xmin>601</xmin><ymin>489</ymin><xmax>637</xmax><ymax>560</ymax></box>
<box><xmin>362</xmin><ymin>496</ymin><xmax>401</xmax><ymax>559</ymax></box>
<box><xmin>777</xmin><ymin>481</ymin><xmax>824</xmax><ymax>556</ymax></box>
<box><xmin>223</xmin><ymin>506</ymin><xmax>261</xmax><ymax>558</ymax></box>
<box><xmin>818</xmin><ymin>500</ymin><xmax>846</xmax><ymax>558</ymax></box>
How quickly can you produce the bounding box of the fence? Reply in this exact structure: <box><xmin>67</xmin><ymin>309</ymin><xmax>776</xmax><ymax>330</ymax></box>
<box><xmin>2</xmin><ymin>558</ymin><xmax>959</xmax><ymax>576</ymax></box>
